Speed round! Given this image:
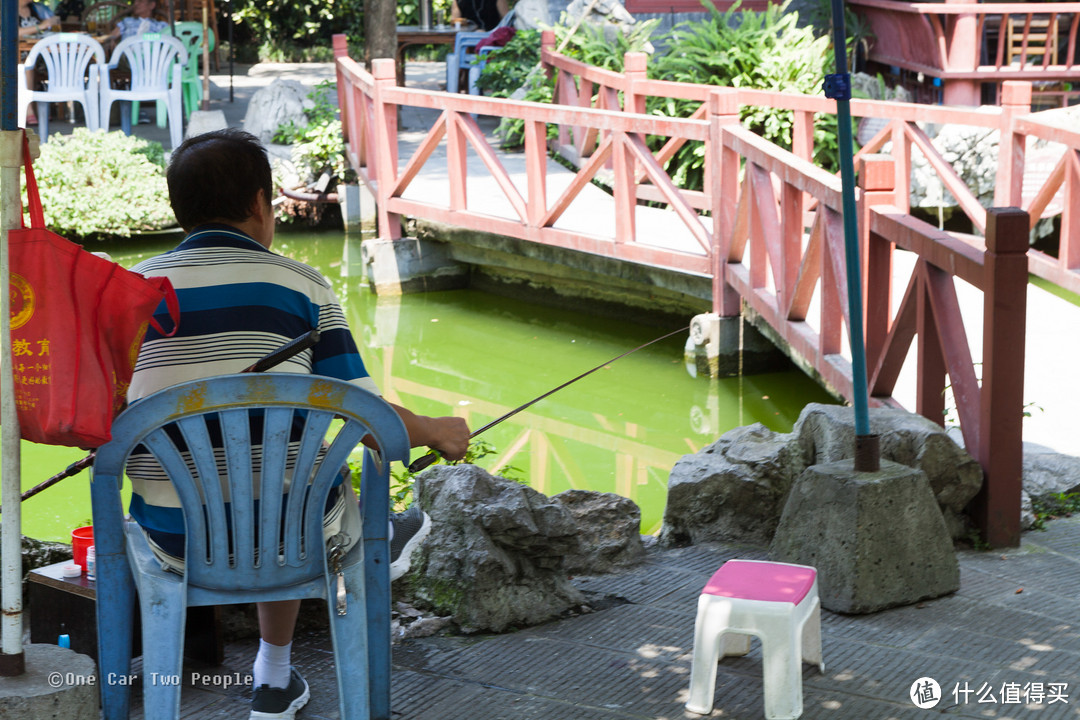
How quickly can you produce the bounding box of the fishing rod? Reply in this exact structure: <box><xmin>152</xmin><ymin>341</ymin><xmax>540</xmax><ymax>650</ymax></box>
<box><xmin>407</xmin><ymin>325</ymin><xmax>690</xmax><ymax>473</ymax></box>
<box><xmin>13</xmin><ymin>329</ymin><xmax>322</xmax><ymax>507</ymax></box>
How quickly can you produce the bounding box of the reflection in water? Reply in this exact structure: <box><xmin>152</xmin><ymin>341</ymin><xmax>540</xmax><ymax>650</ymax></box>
<box><xmin>11</xmin><ymin>229</ymin><xmax>836</xmax><ymax>541</ymax></box>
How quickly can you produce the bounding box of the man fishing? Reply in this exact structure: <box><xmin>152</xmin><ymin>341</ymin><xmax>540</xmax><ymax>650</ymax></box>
<box><xmin>126</xmin><ymin>128</ymin><xmax>469</xmax><ymax>719</ymax></box>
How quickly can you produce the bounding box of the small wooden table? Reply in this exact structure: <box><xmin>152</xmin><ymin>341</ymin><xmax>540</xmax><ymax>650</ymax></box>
<box><xmin>27</xmin><ymin>560</ymin><xmax>224</xmax><ymax>665</ymax></box>
<box><xmin>395</xmin><ymin>25</ymin><xmax>468</xmax><ymax>86</ymax></box>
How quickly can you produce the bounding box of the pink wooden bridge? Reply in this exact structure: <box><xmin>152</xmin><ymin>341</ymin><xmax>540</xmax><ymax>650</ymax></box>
<box><xmin>333</xmin><ymin>33</ymin><xmax>1080</xmax><ymax>548</ymax></box>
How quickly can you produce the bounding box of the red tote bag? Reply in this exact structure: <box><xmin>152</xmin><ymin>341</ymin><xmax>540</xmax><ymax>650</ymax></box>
<box><xmin>7</xmin><ymin>136</ymin><xmax>179</xmax><ymax>448</ymax></box>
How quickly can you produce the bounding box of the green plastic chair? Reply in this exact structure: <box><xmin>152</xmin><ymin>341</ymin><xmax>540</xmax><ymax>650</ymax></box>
<box><xmin>167</xmin><ymin>21</ymin><xmax>215</xmax><ymax>120</ymax></box>
<box><xmin>139</xmin><ymin>22</ymin><xmax>215</xmax><ymax>126</ymax></box>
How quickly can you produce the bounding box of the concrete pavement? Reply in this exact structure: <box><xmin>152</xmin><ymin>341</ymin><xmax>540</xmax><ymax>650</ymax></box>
<box><xmin>121</xmin><ymin>515</ymin><xmax>1080</xmax><ymax>719</ymax></box>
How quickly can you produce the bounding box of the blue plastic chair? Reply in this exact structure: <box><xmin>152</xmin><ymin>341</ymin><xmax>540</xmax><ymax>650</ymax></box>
<box><xmin>445</xmin><ymin>31</ymin><xmax>489</xmax><ymax>94</ymax></box>
<box><xmin>445</xmin><ymin>9</ymin><xmax>516</xmax><ymax>94</ymax></box>
<box><xmin>91</xmin><ymin>373</ymin><xmax>410</xmax><ymax>720</ymax></box>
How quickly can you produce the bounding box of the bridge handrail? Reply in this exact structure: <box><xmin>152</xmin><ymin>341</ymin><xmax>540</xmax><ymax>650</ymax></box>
<box><xmin>333</xmin><ymin>34</ymin><xmax>1030</xmax><ymax>546</ymax></box>
<box><xmin>540</xmin><ymin>39</ymin><xmax>1080</xmax><ymax>295</ymax></box>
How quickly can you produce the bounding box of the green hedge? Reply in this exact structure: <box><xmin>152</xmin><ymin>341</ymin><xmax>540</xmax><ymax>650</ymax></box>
<box><xmin>27</xmin><ymin>129</ymin><xmax>175</xmax><ymax>239</ymax></box>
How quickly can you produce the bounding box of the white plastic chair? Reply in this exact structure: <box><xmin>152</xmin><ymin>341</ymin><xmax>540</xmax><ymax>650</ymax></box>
<box><xmin>17</xmin><ymin>33</ymin><xmax>106</xmax><ymax>141</ymax></box>
<box><xmin>100</xmin><ymin>33</ymin><xmax>187</xmax><ymax>148</ymax></box>
<box><xmin>686</xmin><ymin>560</ymin><xmax>825</xmax><ymax>719</ymax></box>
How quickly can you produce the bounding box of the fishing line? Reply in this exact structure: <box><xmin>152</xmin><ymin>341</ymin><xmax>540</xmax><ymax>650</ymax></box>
<box><xmin>407</xmin><ymin>325</ymin><xmax>690</xmax><ymax>473</ymax></box>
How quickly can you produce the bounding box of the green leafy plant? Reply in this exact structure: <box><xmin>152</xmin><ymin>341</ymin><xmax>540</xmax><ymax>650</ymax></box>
<box><xmin>478</xmin><ymin>19</ymin><xmax>656</xmax><ymax>149</ymax></box>
<box><xmin>475</xmin><ymin>28</ymin><xmax>544</xmax><ymax>98</ymax></box>
<box><xmin>804</xmin><ymin>0</ymin><xmax>875</xmax><ymax>71</ymax></box>
<box><xmin>274</xmin><ymin>80</ymin><xmax>354</xmax><ymax>188</ymax></box>
<box><xmin>396</xmin><ymin>0</ymin><xmax>453</xmax><ymax>28</ymax></box>
<box><xmin>233</xmin><ymin>0</ymin><xmax>363</xmax><ymax>51</ymax></box>
<box><xmin>26</xmin><ymin>128</ymin><xmax>174</xmax><ymax>239</ymax></box>
<box><xmin>648</xmin><ymin>0</ymin><xmax>837</xmax><ymax>188</ymax></box>
<box><xmin>1029</xmin><ymin>492</ymin><xmax>1080</xmax><ymax>531</ymax></box>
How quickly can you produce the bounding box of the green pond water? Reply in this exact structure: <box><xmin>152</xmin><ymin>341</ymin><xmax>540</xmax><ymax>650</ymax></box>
<box><xmin>7</xmin><ymin>229</ymin><xmax>837</xmax><ymax>542</ymax></box>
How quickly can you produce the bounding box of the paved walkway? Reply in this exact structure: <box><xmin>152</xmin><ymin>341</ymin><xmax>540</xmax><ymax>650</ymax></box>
<box><xmin>125</xmin><ymin>514</ymin><xmax>1080</xmax><ymax>719</ymax></box>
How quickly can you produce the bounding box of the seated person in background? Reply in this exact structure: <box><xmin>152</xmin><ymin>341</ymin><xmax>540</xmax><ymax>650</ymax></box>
<box><xmin>17</xmin><ymin>0</ymin><xmax>59</xmax><ymax>37</ymax></box>
<box><xmin>107</xmin><ymin>0</ymin><xmax>167</xmax><ymax>41</ymax></box>
<box><xmin>54</xmin><ymin>0</ymin><xmax>84</xmax><ymax>24</ymax></box>
<box><xmin>451</xmin><ymin>0</ymin><xmax>509</xmax><ymax>31</ymax></box>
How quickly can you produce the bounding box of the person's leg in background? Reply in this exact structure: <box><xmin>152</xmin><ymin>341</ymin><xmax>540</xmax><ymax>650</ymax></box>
<box><xmin>251</xmin><ymin>600</ymin><xmax>310</xmax><ymax>720</ymax></box>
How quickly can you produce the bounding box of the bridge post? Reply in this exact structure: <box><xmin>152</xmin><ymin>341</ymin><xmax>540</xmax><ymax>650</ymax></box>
<box><xmin>942</xmin><ymin>0</ymin><xmax>980</xmax><ymax>106</ymax></box>
<box><xmin>622</xmin><ymin>53</ymin><xmax>647</xmax><ymax>115</ymax></box>
<box><xmin>709</xmin><ymin>89</ymin><xmax>741</xmax><ymax>318</ymax></box>
<box><xmin>993</xmin><ymin>82</ymin><xmax>1032</xmax><ymax>209</ymax></box>
<box><xmin>540</xmin><ymin>30</ymin><xmax>555</xmax><ymax>81</ymax></box>
<box><xmin>971</xmin><ymin>207</ymin><xmax>1029</xmax><ymax>548</ymax></box>
<box><xmin>333</xmin><ymin>35</ymin><xmax>350</xmax><ymax>144</ymax></box>
<box><xmin>371</xmin><ymin>58</ymin><xmax>401</xmax><ymax>240</ymax></box>
<box><xmin>858</xmin><ymin>155</ymin><xmax>896</xmax><ymax>375</ymax></box>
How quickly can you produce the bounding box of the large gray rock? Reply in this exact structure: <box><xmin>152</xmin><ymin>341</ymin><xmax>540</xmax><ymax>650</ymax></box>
<box><xmin>1020</xmin><ymin>443</ymin><xmax>1080</xmax><ymax>530</ymax></box>
<box><xmin>1023</xmin><ymin>442</ymin><xmax>1080</xmax><ymax>498</ymax></box>
<box><xmin>242</xmin><ymin>78</ymin><xmax>313</xmax><ymax>145</ymax></box>
<box><xmin>661</xmin><ymin>404</ymin><xmax>984</xmax><ymax>547</ymax></box>
<box><xmin>410</xmin><ymin>465</ymin><xmax>586</xmax><ymax>632</ymax></box>
<box><xmin>552</xmin><ymin>489</ymin><xmax>645</xmax><ymax>574</ymax></box>
<box><xmin>771</xmin><ymin>460</ymin><xmax>960</xmax><ymax>614</ymax></box>
<box><xmin>660</xmin><ymin>423</ymin><xmax>807</xmax><ymax>547</ymax></box>
<box><xmin>795</xmin><ymin>404</ymin><xmax>983</xmax><ymax>535</ymax></box>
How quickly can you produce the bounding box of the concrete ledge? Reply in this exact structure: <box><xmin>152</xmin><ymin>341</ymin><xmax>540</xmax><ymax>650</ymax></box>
<box><xmin>684</xmin><ymin>313</ymin><xmax>791</xmax><ymax>378</ymax></box>
<box><xmin>0</xmin><ymin>644</ymin><xmax>97</xmax><ymax>720</ymax></box>
<box><xmin>414</xmin><ymin>219</ymin><xmax>713</xmax><ymax>320</ymax></box>
<box><xmin>361</xmin><ymin>237</ymin><xmax>469</xmax><ymax>295</ymax></box>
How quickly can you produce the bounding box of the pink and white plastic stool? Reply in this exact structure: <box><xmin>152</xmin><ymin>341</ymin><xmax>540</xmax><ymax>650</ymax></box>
<box><xmin>685</xmin><ymin>560</ymin><xmax>824</xmax><ymax>719</ymax></box>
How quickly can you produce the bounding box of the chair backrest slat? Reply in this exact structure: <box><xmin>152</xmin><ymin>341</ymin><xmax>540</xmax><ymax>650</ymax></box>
<box><xmin>94</xmin><ymin>374</ymin><xmax>410</xmax><ymax>593</ymax></box>
<box><xmin>219</xmin><ymin>408</ymin><xmax>253</xmax><ymax>568</ymax></box>
<box><xmin>176</xmin><ymin>415</ymin><xmax>231</xmax><ymax>565</ymax></box>
<box><xmin>254</xmin><ymin>407</ymin><xmax>291</xmax><ymax>567</ymax></box>
<box><xmin>282</xmin><ymin>409</ymin><xmax>336</xmax><ymax>563</ymax></box>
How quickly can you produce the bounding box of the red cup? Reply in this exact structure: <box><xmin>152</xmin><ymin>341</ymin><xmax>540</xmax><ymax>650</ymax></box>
<box><xmin>71</xmin><ymin>526</ymin><xmax>94</xmax><ymax>571</ymax></box>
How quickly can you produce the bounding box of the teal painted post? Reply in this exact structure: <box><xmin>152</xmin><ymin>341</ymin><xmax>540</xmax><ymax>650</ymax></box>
<box><xmin>827</xmin><ymin>0</ymin><xmax>876</xmax><ymax>467</ymax></box>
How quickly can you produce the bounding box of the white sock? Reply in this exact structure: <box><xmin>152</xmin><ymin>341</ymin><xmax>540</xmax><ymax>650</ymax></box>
<box><xmin>253</xmin><ymin>639</ymin><xmax>292</xmax><ymax>689</ymax></box>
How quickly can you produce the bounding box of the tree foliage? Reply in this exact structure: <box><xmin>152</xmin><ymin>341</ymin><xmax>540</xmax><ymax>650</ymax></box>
<box><xmin>232</xmin><ymin>0</ymin><xmax>364</xmax><ymax>48</ymax></box>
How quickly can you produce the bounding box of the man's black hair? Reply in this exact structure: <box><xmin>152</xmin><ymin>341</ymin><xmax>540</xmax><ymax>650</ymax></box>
<box><xmin>166</xmin><ymin>129</ymin><xmax>273</xmax><ymax>232</ymax></box>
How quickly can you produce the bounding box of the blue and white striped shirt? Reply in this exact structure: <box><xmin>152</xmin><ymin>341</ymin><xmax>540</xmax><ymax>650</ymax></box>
<box><xmin>126</xmin><ymin>224</ymin><xmax>377</xmax><ymax>537</ymax></box>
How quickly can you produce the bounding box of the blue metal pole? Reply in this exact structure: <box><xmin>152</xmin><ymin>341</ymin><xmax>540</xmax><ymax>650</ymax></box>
<box><xmin>825</xmin><ymin>0</ymin><xmax>877</xmax><ymax>462</ymax></box>
<box><xmin>2</xmin><ymin>0</ymin><xmax>16</xmax><ymax>130</ymax></box>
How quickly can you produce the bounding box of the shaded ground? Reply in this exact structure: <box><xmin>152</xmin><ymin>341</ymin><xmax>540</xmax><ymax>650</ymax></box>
<box><xmin>117</xmin><ymin>515</ymin><xmax>1080</xmax><ymax>719</ymax></box>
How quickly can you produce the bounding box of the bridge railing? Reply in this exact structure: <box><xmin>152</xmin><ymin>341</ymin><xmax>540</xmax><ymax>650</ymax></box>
<box><xmin>334</xmin><ymin>36</ymin><xmax>717</xmax><ymax>276</ymax></box>
<box><xmin>540</xmin><ymin>40</ymin><xmax>1080</xmax><ymax>294</ymax></box>
<box><xmin>848</xmin><ymin>0</ymin><xmax>1080</xmax><ymax>106</ymax></box>
<box><xmin>333</xmin><ymin>35</ymin><xmax>1029</xmax><ymax>545</ymax></box>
